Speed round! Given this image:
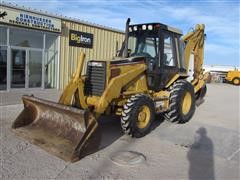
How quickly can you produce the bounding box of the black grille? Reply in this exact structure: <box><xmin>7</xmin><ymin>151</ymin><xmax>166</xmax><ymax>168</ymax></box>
<box><xmin>84</xmin><ymin>61</ymin><xmax>106</xmax><ymax>96</ymax></box>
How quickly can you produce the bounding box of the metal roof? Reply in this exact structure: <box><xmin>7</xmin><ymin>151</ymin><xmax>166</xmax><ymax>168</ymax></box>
<box><xmin>0</xmin><ymin>1</ymin><xmax>125</xmax><ymax>34</ymax></box>
<box><xmin>165</xmin><ymin>25</ymin><xmax>183</xmax><ymax>35</ymax></box>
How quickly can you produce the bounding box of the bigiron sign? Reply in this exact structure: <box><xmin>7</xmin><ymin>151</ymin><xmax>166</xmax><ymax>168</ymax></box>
<box><xmin>69</xmin><ymin>30</ymin><xmax>93</xmax><ymax>48</ymax></box>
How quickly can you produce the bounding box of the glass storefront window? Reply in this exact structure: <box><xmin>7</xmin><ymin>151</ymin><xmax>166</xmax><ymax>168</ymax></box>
<box><xmin>45</xmin><ymin>50</ymin><xmax>58</xmax><ymax>88</ymax></box>
<box><xmin>10</xmin><ymin>28</ymin><xmax>43</xmax><ymax>48</ymax></box>
<box><xmin>0</xmin><ymin>25</ymin><xmax>59</xmax><ymax>90</ymax></box>
<box><xmin>45</xmin><ymin>34</ymin><xmax>58</xmax><ymax>89</ymax></box>
<box><xmin>0</xmin><ymin>46</ymin><xmax>7</xmax><ymax>90</ymax></box>
<box><xmin>0</xmin><ymin>27</ymin><xmax>7</xmax><ymax>45</ymax></box>
<box><xmin>46</xmin><ymin>34</ymin><xmax>58</xmax><ymax>51</ymax></box>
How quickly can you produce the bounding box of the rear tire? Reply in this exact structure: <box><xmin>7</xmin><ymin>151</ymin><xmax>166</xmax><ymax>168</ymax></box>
<box><xmin>232</xmin><ymin>78</ymin><xmax>240</xmax><ymax>85</ymax></box>
<box><xmin>164</xmin><ymin>80</ymin><xmax>196</xmax><ymax>123</ymax></box>
<box><xmin>121</xmin><ymin>94</ymin><xmax>155</xmax><ymax>138</ymax></box>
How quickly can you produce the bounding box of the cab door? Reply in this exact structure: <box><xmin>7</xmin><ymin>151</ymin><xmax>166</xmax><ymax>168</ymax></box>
<box><xmin>159</xmin><ymin>31</ymin><xmax>179</xmax><ymax>87</ymax></box>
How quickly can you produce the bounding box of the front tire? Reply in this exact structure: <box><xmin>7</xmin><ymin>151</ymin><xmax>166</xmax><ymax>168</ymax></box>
<box><xmin>165</xmin><ymin>80</ymin><xmax>196</xmax><ymax>123</ymax></box>
<box><xmin>121</xmin><ymin>94</ymin><xmax>155</xmax><ymax>138</ymax></box>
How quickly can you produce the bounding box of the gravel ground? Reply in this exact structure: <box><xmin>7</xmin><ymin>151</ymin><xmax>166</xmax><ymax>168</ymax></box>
<box><xmin>0</xmin><ymin>83</ymin><xmax>239</xmax><ymax>179</ymax></box>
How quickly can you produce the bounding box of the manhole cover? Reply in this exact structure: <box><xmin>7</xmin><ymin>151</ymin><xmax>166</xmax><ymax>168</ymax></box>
<box><xmin>110</xmin><ymin>151</ymin><xmax>146</xmax><ymax>166</ymax></box>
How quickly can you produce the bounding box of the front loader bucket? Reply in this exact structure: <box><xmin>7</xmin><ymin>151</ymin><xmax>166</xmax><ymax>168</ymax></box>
<box><xmin>12</xmin><ymin>95</ymin><xmax>100</xmax><ymax>162</ymax></box>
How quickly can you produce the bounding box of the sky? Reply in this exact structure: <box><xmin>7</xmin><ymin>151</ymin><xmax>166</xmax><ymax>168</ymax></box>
<box><xmin>1</xmin><ymin>0</ymin><xmax>240</xmax><ymax>66</ymax></box>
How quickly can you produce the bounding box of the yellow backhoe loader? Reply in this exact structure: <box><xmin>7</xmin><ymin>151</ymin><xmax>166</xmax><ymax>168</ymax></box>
<box><xmin>12</xmin><ymin>18</ymin><xmax>208</xmax><ymax>162</ymax></box>
<box><xmin>225</xmin><ymin>69</ymin><xmax>240</xmax><ymax>85</ymax></box>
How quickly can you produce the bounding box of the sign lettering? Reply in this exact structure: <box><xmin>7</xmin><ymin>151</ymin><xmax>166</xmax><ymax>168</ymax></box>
<box><xmin>69</xmin><ymin>30</ymin><xmax>93</xmax><ymax>48</ymax></box>
<box><xmin>0</xmin><ymin>6</ymin><xmax>61</xmax><ymax>33</ymax></box>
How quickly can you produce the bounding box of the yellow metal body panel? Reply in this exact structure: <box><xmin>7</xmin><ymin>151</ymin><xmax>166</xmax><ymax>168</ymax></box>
<box><xmin>193</xmin><ymin>72</ymin><xmax>209</xmax><ymax>93</ymax></box>
<box><xmin>123</xmin><ymin>74</ymin><xmax>148</xmax><ymax>95</ymax></box>
<box><xmin>226</xmin><ymin>70</ymin><xmax>240</xmax><ymax>81</ymax></box>
<box><xmin>114</xmin><ymin>98</ymin><xmax>128</xmax><ymax>107</ymax></box>
<box><xmin>153</xmin><ymin>91</ymin><xmax>170</xmax><ymax>99</ymax></box>
<box><xmin>153</xmin><ymin>90</ymin><xmax>170</xmax><ymax>112</ymax></box>
<box><xmin>86</xmin><ymin>96</ymin><xmax>101</xmax><ymax>106</ymax></box>
<box><xmin>165</xmin><ymin>74</ymin><xmax>180</xmax><ymax>88</ymax></box>
<box><xmin>182</xmin><ymin>24</ymin><xmax>205</xmax><ymax>80</ymax></box>
<box><xmin>95</xmin><ymin>63</ymin><xmax>147</xmax><ymax>113</ymax></box>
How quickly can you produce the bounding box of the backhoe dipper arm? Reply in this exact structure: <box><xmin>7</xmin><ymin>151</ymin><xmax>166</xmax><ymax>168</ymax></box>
<box><xmin>182</xmin><ymin>24</ymin><xmax>205</xmax><ymax>80</ymax></box>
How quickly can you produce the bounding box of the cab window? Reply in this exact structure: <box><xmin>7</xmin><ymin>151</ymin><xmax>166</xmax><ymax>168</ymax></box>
<box><xmin>163</xmin><ymin>33</ymin><xmax>176</xmax><ymax>67</ymax></box>
<box><xmin>128</xmin><ymin>30</ymin><xmax>159</xmax><ymax>60</ymax></box>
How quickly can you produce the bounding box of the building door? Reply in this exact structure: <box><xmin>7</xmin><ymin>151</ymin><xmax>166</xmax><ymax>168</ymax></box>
<box><xmin>10</xmin><ymin>48</ymin><xmax>43</xmax><ymax>89</ymax></box>
<box><xmin>28</xmin><ymin>50</ymin><xmax>42</xmax><ymax>88</ymax></box>
<box><xmin>11</xmin><ymin>49</ymin><xmax>26</xmax><ymax>88</ymax></box>
<box><xmin>0</xmin><ymin>46</ymin><xmax>7</xmax><ymax>90</ymax></box>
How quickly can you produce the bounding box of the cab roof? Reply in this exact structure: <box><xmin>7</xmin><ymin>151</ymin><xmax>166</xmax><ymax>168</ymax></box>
<box><xmin>129</xmin><ymin>23</ymin><xmax>183</xmax><ymax>35</ymax></box>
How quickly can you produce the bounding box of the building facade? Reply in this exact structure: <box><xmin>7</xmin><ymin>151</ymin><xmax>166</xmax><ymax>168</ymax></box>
<box><xmin>59</xmin><ymin>20</ymin><xmax>124</xmax><ymax>89</ymax></box>
<box><xmin>0</xmin><ymin>3</ymin><xmax>124</xmax><ymax>91</ymax></box>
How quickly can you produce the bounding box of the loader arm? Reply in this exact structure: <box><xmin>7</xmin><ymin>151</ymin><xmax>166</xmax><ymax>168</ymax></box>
<box><xmin>59</xmin><ymin>52</ymin><xmax>88</xmax><ymax>109</ymax></box>
<box><xmin>182</xmin><ymin>24</ymin><xmax>208</xmax><ymax>92</ymax></box>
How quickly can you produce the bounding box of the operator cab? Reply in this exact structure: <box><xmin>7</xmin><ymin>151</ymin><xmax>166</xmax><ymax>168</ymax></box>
<box><xmin>118</xmin><ymin>20</ymin><xmax>186</xmax><ymax>91</ymax></box>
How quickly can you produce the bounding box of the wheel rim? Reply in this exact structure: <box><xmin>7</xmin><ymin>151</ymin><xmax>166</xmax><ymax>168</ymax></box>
<box><xmin>137</xmin><ymin>105</ymin><xmax>151</xmax><ymax>129</ymax></box>
<box><xmin>182</xmin><ymin>92</ymin><xmax>192</xmax><ymax>115</ymax></box>
<box><xmin>233</xmin><ymin>79</ymin><xmax>239</xmax><ymax>85</ymax></box>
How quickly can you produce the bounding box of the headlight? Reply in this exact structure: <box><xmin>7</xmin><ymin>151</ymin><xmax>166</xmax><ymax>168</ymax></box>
<box><xmin>88</xmin><ymin>62</ymin><xmax>103</xmax><ymax>67</ymax></box>
<box><xmin>133</xmin><ymin>26</ymin><xmax>137</xmax><ymax>31</ymax></box>
<box><xmin>129</xmin><ymin>27</ymin><xmax>132</xmax><ymax>32</ymax></box>
<box><xmin>142</xmin><ymin>25</ymin><xmax>147</xmax><ymax>30</ymax></box>
<box><xmin>148</xmin><ymin>25</ymin><xmax>153</xmax><ymax>30</ymax></box>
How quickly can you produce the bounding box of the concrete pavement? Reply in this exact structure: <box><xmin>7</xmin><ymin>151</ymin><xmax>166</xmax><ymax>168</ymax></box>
<box><xmin>1</xmin><ymin>83</ymin><xmax>239</xmax><ymax>179</ymax></box>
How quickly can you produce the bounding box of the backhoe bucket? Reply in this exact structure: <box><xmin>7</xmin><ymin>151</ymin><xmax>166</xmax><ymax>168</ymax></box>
<box><xmin>12</xmin><ymin>95</ymin><xmax>100</xmax><ymax>162</ymax></box>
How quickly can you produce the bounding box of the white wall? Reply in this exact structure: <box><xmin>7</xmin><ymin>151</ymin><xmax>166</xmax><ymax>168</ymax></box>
<box><xmin>203</xmin><ymin>65</ymin><xmax>239</xmax><ymax>73</ymax></box>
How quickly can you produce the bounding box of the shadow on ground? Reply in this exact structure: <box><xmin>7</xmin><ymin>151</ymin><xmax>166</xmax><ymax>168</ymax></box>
<box><xmin>187</xmin><ymin>127</ymin><xmax>215</xmax><ymax>180</ymax></box>
<box><xmin>97</xmin><ymin>113</ymin><xmax>165</xmax><ymax>150</ymax></box>
<box><xmin>152</xmin><ymin>114</ymin><xmax>165</xmax><ymax>131</ymax></box>
<box><xmin>98</xmin><ymin>115</ymin><xmax>124</xmax><ymax>150</ymax></box>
